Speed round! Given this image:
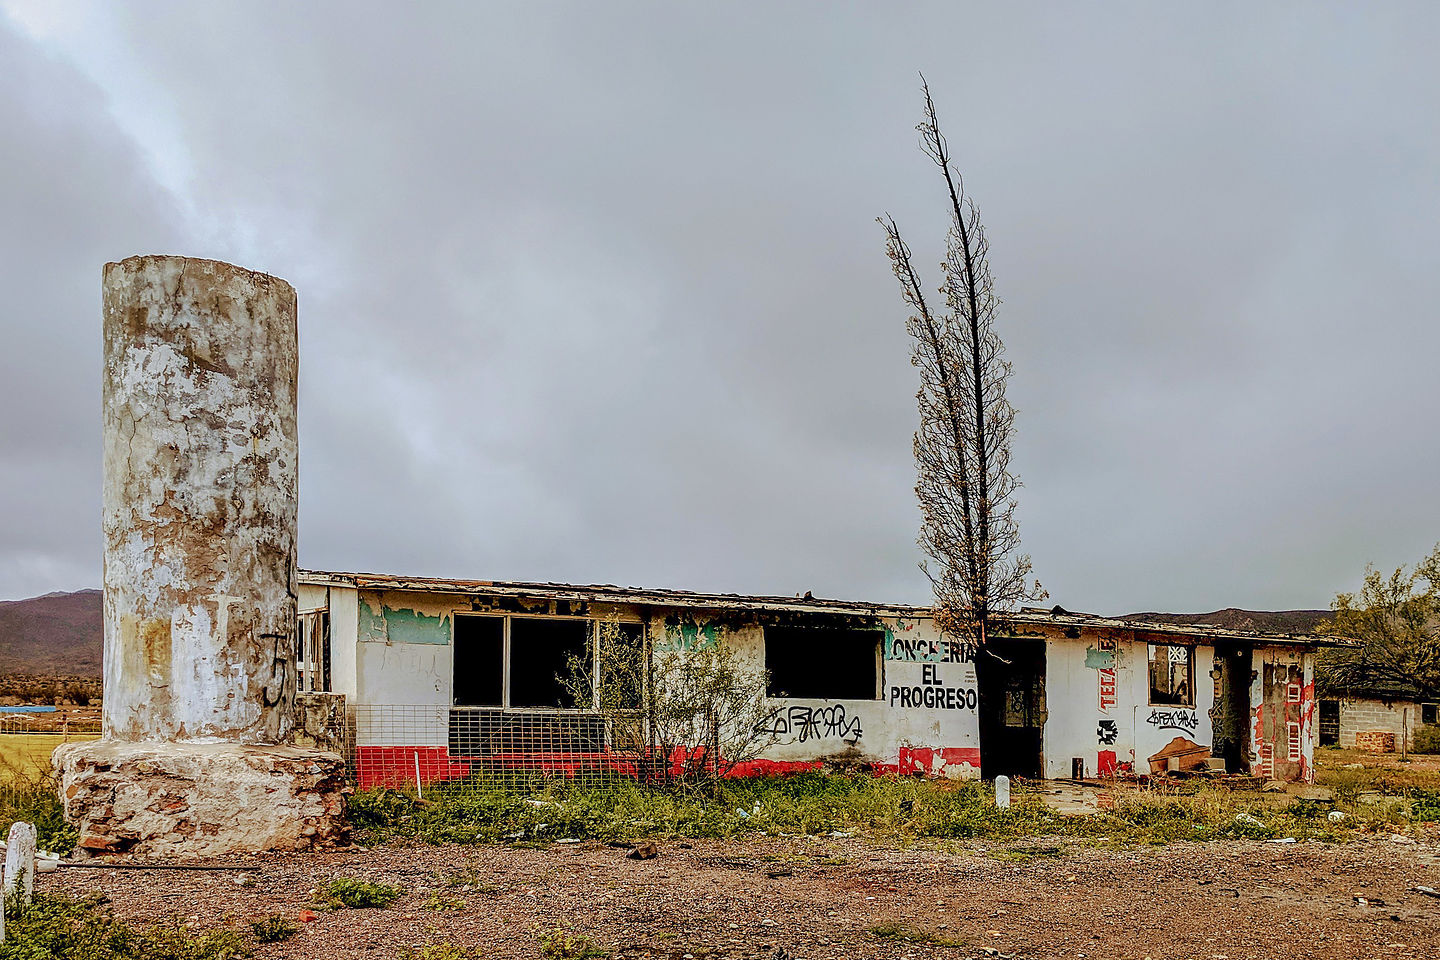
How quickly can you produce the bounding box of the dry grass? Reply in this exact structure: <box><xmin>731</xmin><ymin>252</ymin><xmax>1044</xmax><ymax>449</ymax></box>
<box><xmin>0</xmin><ymin>733</ymin><xmax>98</xmax><ymax>781</ymax></box>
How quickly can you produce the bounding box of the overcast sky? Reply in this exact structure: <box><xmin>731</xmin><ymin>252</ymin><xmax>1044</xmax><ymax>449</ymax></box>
<box><xmin>1</xmin><ymin>2</ymin><xmax>1436</xmax><ymax>614</ymax></box>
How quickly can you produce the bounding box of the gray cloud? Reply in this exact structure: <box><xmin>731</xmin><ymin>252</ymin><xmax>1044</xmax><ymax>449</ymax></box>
<box><xmin>2</xmin><ymin>2</ymin><xmax>1437</xmax><ymax>613</ymax></box>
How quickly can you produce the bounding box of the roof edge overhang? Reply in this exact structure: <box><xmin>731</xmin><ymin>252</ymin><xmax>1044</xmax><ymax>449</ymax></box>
<box><xmin>300</xmin><ymin>569</ymin><xmax>1352</xmax><ymax>649</ymax></box>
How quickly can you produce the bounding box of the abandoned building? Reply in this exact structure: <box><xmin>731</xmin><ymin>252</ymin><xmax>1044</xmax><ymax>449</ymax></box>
<box><xmin>296</xmin><ymin>570</ymin><xmax>1331</xmax><ymax>786</ymax></box>
<box><xmin>1317</xmin><ymin>682</ymin><xmax>1439</xmax><ymax>751</ymax></box>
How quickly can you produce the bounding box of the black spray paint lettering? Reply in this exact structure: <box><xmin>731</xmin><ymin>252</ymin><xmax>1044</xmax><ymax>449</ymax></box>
<box><xmin>1146</xmin><ymin>708</ymin><xmax>1199</xmax><ymax>733</ymax></box>
<box><xmin>759</xmin><ymin>704</ymin><xmax>863</xmax><ymax>744</ymax></box>
<box><xmin>259</xmin><ymin>631</ymin><xmax>291</xmax><ymax>707</ymax></box>
<box><xmin>1097</xmin><ymin>718</ymin><xmax>1119</xmax><ymax>745</ymax></box>
<box><xmin>889</xmin><ymin>663</ymin><xmax>978</xmax><ymax>710</ymax></box>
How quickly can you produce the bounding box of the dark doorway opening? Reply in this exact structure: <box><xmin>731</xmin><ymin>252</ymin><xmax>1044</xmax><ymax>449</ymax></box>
<box><xmin>1319</xmin><ymin>699</ymin><xmax>1341</xmax><ymax>746</ymax></box>
<box><xmin>1210</xmin><ymin>645</ymin><xmax>1253</xmax><ymax>773</ymax></box>
<box><xmin>976</xmin><ymin>638</ymin><xmax>1046</xmax><ymax>780</ymax></box>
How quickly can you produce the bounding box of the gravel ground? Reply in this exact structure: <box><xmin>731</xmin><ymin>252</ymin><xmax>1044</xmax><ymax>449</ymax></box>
<box><xmin>43</xmin><ymin>836</ymin><xmax>1440</xmax><ymax>959</ymax></box>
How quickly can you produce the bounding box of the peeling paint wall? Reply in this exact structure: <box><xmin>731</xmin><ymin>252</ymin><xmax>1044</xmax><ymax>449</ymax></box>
<box><xmin>322</xmin><ymin>587</ymin><xmax>981</xmax><ymax>777</ymax></box>
<box><xmin>733</xmin><ymin>615</ymin><xmax>980</xmax><ymax>777</ymax></box>
<box><xmin>1042</xmin><ymin>629</ymin><xmax>1220</xmax><ymax>779</ymax></box>
<box><xmin>101</xmin><ymin>256</ymin><xmax>298</xmax><ymax>744</ymax></box>
<box><xmin>308</xmin><ymin>581</ymin><xmax>1318</xmax><ymax>782</ymax></box>
<box><xmin>1251</xmin><ymin>647</ymin><xmax>1315</xmax><ymax>782</ymax></box>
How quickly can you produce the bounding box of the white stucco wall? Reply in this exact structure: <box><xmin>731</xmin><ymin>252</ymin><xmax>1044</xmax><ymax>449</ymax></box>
<box><xmin>321</xmin><ymin>586</ymin><xmax>979</xmax><ymax>775</ymax></box>
<box><xmin>1042</xmin><ymin>634</ymin><xmax>1213</xmax><ymax>779</ymax></box>
<box><xmin>716</xmin><ymin>615</ymin><xmax>980</xmax><ymax>777</ymax></box>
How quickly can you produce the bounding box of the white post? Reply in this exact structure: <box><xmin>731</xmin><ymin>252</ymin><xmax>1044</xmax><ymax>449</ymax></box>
<box><xmin>995</xmin><ymin>775</ymin><xmax>1011</xmax><ymax>809</ymax></box>
<box><xmin>4</xmin><ymin>822</ymin><xmax>37</xmax><ymax>904</ymax></box>
<box><xmin>414</xmin><ymin>750</ymin><xmax>424</xmax><ymax>801</ymax></box>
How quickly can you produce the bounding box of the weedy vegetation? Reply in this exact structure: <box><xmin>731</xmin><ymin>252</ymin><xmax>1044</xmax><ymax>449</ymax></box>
<box><xmin>868</xmin><ymin>922</ymin><xmax>968</xmax><ymax>948</ymax></box>
<box><xmin>397</xmin><ymin>946</ymin><xmax>484</xmax><ymax>960</ymax></box>
<box><xmin>247</xmin><ymin>913</ymin><xmax>297</xmax><ymax>943</ymax></box>
<box><xmin>314</xmin><ymin>876</ymin><xmax>404</xmax><ymax>910</ymax></box>
<box><xmin>0</xmin><ymin>892</ymin><xmax>251</xmax><ymax>960</ymax></box>
<box><xmin>536</xmin><ymin>923</ymin><xmax>608</xmax><ymax>959</ymax></box>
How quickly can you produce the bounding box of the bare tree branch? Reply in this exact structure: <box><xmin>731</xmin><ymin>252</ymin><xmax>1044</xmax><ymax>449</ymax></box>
<box><xmin>880</xmin><ymin>77</ymin><xmax>1044</xmax><ymax>646</ymax></box>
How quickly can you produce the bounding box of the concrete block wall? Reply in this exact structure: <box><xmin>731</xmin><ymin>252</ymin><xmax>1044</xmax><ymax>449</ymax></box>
<box><xmin>1338</xmin><ymin>698</ymin><xmax>1421</xmax><ymax>750</ymax></box>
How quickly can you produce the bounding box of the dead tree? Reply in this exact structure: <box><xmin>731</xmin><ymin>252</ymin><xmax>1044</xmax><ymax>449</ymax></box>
<box><xmin>880</xmin><ymin>78</ymin><xmax>1043</xmax><ymax>647</ymax></box>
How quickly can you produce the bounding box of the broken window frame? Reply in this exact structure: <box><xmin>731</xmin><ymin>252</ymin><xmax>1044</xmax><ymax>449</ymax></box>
<box><xmin>451</xmin><ymin>612</ymin><xmax>647</xmax><ymax>711</ymax></box>
<box><xmin>1147</xmin><ymin>643</ymin><xmax>1195</xmax><ymax>707</ymax></box>
<box><xmin>297</xmin><ymin>610</ymin><xmax>330</xmax><ymax>693</ymax></box>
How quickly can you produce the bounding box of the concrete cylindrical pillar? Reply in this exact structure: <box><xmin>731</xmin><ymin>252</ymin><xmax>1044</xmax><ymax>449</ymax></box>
<box><xmin>101</xmin><ymin>256</ymin><xmax>298</xmax><ymax>743</ymax></box>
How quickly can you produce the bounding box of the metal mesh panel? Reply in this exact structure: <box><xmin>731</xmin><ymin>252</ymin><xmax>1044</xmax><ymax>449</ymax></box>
<box><xmin>345</xmin><ymin>705</ymin><xmax>663</xmax><ymax>791</ymax></box>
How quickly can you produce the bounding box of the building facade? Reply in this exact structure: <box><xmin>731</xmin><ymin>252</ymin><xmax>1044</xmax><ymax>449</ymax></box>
<box><xmin>297</xmin><ymin>571</ymin><xmax>1326</xmax><ymax>785</ymax></box>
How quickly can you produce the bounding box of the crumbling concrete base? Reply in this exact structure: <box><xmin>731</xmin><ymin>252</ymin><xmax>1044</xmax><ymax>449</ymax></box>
<box><xmin>53</xmin><ymin>741</ymin><xmax>348</xmax><ymax>858</ymax></box>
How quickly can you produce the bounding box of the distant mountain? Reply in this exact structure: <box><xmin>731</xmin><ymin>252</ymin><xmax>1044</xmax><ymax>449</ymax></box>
<box><xmin>1123</xmin><ymin>607</ymin><xmax>1332</xmax><ymax>635</ymax></box>
<box><xmin>0</xmin><ymin>589</ymin><xmax>102</xmax><ymax>676</ymax></box>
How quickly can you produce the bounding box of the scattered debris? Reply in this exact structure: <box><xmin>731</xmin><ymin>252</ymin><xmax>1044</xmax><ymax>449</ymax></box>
<box><xmin>1235</xmin><ymin>813</ymin><xmax>1265</xmax><ymax>828</ymax></box>
<box><xmin>628</xmin><ymin>841</ymin><xmax>658</xmax><ymax>860</ymax></box>
<box><xmin>1413</xmin><ymin>886</ymin><xmax>1440</xmax><ymax>899</ymax></box>
<box><xmin>1328</xmin><ymin>811</ymin><xmax>1348</xmax><ymax>822</ymax></box>
<box><xmin>1147</xmin><ymin>737</ymin><xmax>1210</xmax><ymax>775</ymax></box>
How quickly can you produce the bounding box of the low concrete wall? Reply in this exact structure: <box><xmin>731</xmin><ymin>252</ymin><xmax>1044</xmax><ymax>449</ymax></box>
<box><xmin>1339</xmin><ymin>698</ymin><xmax>1422</xmax><ymax>750</ymax></box>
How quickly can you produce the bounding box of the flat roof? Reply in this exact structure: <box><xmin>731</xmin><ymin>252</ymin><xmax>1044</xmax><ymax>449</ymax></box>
<box><xmin>300</xmin><ymin>569</ymin><xmax>1347</xmax><ymax>648</ymax></box>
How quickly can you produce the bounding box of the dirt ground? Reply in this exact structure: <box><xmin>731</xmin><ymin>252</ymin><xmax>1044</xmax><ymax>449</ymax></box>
<box><xmin>43</xmin><ymin>834</ymin><xmax>1440</xmax><ymax>960</ymax></box>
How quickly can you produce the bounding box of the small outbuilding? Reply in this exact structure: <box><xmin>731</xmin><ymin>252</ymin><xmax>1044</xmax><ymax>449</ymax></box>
<box><xmin>296</xmin><ymin>570</ymin><xmax>1335</xmax><ymax>785</ymax></box>
<box><xmin>1317</xmin><ymin>682</ymin><xmax>1438</xmax><ymax>752</ymax></box>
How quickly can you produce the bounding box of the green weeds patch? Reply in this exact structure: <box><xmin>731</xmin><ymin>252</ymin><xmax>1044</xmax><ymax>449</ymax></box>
<box><xmin>0</xmin><ymin>893</ymin><xmax>250</xmax><ymax>960</ymax></box>
<box><xmin>350</xmin><ymin>771</ymin><xmax>1392</xmax><ymax>849</ymax></box>
<box><xmin>248</xmin><ymin>914</ymin><xmax>297</xmax><ymax>944</ymax></box>
<box><xmin>868</xmin><ymin>922</ymin><xmax>967</xmax><ymax>948</ymax></box>
<box><xmin>537</xmin><ymin>923</ymin><xmax>608</xmax><ymax>959</ymax></box>
<box><xmin>315</xmin><ymin>876</ymin><xmax>403</xmax><ymax>909</ymax></box>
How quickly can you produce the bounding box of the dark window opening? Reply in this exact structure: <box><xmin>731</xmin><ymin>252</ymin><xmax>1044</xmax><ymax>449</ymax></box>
<box><xmin>510</xmin><ymin>617</ymin><xmax>590</xmax><ymax>708</ymax></box>
<box><xmin>453</xmin><ymin>615</ymin><xmax>504</xmax><ymax>706</ymax></box>
<box><xmin>1319</xmin><ymin>698</ymin><xmax>1341</xmax><ymax>746</ymax></box>
<box><xmin>297</xmin><ymin>611</ymin><xmax>331</xmax><ymax>693</ymax></box>
<box><xmin>1423</xmin><ymin>703</ymin><xmax>1438</xmax><ymax>726</ymax></box>
<box><xmin>764</xmin><ymin>625</ymin><xmax>880</xmax><ymax>700</ymax></box>
<box><xmin>1148</xmin><ymin>644</ymin><xmax>1194</xmax><ymax>706</ymax></box>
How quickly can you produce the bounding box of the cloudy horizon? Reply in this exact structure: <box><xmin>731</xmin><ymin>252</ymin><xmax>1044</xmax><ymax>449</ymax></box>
<box><xmin>1</xmin><ymin>2</ymin><xmax>1436</xmax><ymax>614</ymax></box>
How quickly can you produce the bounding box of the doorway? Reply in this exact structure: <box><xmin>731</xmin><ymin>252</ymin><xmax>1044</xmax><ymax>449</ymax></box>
<box><xmin>977</xmin><ymin>638</ymin><xmax>1047</xmax><ymax>779</ymax></box>
<box><xmin>1210</xmin><ymin>645</ymin><xmax>1253</xmax><ymax>773</ymax></box>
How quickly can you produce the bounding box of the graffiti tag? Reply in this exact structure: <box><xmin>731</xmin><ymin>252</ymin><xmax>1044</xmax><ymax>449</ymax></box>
<box><xmin>759</xmin><ymin>704</ymin><xmax>863</xmax><ymax>745</ymax></box>
<box><xmin>1097</xmin><ymin>718</ymin><xmax>1118</xmax><ymax>745</ymax></box>
<box><xmin>1146</xmin><ymin>708</ymin><xmax>1199</xmax><ymax>734</ymax></box>
<box><xmin>259</xmin><ymin>631</ymin><xmax>291</xmax><ymax>708</ymax></box>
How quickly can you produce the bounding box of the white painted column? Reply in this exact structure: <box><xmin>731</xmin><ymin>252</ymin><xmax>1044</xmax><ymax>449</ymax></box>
<box><xmin>101</xmin><ymin>256</ymin><xmax>299</xmax><ymax>744</ymax></box>
<box><xmin>4</xmin><ymin>822</ymin><xmax>36</xmax><ymax>902</ymax></box>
